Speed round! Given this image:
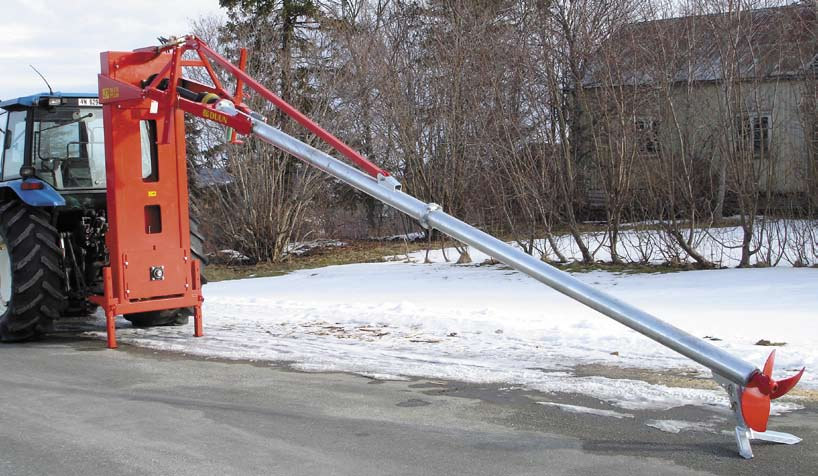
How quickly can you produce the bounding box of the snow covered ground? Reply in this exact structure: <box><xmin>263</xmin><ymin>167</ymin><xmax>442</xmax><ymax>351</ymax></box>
<box><xmin>70</xmin><ymin>246</ymin><xmax>817</xmax><ymax>422</ymax></box>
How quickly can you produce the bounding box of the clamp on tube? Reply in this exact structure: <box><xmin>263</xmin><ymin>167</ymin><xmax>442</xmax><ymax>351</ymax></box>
<box><xmin>419</xmin><ymin>203</ymin><xmax>442</xmax><ymax>230</ymax></box>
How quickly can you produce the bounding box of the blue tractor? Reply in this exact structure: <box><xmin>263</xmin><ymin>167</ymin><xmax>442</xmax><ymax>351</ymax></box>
<box><xmin>0</xmin><ymin>92</ymin><xmax>205</xmax><ymax>341</ymax></box>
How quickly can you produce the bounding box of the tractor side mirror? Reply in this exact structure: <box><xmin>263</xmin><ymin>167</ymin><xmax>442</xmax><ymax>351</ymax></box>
<box><xmin>19</xmin><ymin>165</ymin><xmax>35</xmax><ymax>178</ymax></box>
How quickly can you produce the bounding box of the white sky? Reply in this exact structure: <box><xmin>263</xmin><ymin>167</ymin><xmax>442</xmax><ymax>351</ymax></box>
<box><xmin>0</xmin><ymin>0</ymin><xmax>225</xmax><ymax>100</ymax></box>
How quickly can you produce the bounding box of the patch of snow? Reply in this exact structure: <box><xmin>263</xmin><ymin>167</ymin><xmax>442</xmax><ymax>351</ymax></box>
<box><xmin>646</xmin><ymin>419</ymin><xmax>721</xmax><ymax>434</ymax></box>
<box><xmin>770</xmin><ymin>401</ymin><xmax>804</xmax><ymax>415</ymax></box>
<box><xmin>212</xmin><ymin>249</ymin><xmax>251</xmax><ymax>262</ymax></box>
<box><xmin>375</xmin><ymin>232</ymin><xmax>426</xmax><ymax>242</ymax></box>
<box><xmin>537</xmin><ymin>375</ymin><xmax>726</xmax><ymax>411</ymax></box>
<box><xmin>283</xmin><ymin>239</ymin><xmax>347</xmax><ymax>256</ymax></box>
<box><xmin>537</xmin><ymin>402</ymin><xmax>634</xmax><ymax>419</ymax></box>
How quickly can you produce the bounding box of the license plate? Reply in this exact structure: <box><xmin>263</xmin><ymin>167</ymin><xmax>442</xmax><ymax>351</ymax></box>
<box><xmin>78</xmin><ymin>98</ymin><xmax>101</xmax><ymax>107</ymax></box>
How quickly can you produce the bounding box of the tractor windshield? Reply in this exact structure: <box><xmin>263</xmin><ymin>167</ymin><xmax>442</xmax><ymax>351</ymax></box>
<box><xmin>33</xmin><ymin>106</ymin><xmax>106</xmax><ymax>190</ymax></box>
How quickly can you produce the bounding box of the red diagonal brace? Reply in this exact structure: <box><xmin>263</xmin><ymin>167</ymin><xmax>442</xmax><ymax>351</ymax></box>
<box><xmin>188</xmin><ymin>36</ymin><xmax>390</xmax><ymax>179</ymax></box>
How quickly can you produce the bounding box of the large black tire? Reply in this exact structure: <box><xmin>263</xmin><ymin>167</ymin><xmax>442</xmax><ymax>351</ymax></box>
<box><xmin>124</xmin><ymin>218</ymin><xmax>206</xmax><ymax>328</ymax></box>
<box><xmin>0</xmin><ymin>200</ymin><xmax>64</xmax><ymax>342</ymax></box>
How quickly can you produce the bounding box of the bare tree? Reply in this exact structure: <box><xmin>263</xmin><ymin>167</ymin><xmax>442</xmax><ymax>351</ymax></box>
<box><xmin>183</xmin><ymin>0</ymin><xmax>816</xmax><ymax>269</ymax></box>
<box><xmin>194</xmin><ymin>1</ymin><xmax>331</xmax><ymax>262</ymax></box>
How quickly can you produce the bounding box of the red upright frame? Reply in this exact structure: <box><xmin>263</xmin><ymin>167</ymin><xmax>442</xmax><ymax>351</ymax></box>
<box><xmin>91</xmin><ymin>36</ymin><xmax>392</xmax><ymax>349</ymax></box>
<box><xmin>91</xmin><ymin>50</ymin><xmax>203</xmax><ymax>348</ymax></box>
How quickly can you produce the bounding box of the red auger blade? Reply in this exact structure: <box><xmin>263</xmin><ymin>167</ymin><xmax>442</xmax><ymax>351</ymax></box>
<box><xmin>740</xmin><ymin>351</ymin><xmax>805</xmax><ymax>433</ymax></box>
<box><xmin>741</xmin><ymin>385</ymin><xmax>771</xmax><ymax>432</ymax></box>
<box><xmin>771</xmin><ymin>367</ymin><xmax>805</xmax><ymax>400</ymax></box>
<box><xmin>762</xmin><ymin>350</ymin><xmax>776</xmax><ymax>377</ymax></box>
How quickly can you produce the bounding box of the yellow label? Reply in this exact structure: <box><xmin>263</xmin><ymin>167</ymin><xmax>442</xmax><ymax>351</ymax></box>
<box><xmin>101</xmin><ymin>87</ymin><xmax>120</xmax><ymax>100</ymax></box>
<box><xmin>147</xmin><ymin>191</ymin><xmax>158</xmax><ymax>197</ymax></box>
<box><xmin>202</xmin><ymin>108</ymin><xmax>228</xmax><ymax>124</ymax></box>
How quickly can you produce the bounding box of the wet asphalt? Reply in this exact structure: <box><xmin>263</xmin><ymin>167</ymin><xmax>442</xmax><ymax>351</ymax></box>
<box><xmin>0</xmin><ymin>335</ymin><xmax>815</xmax><ymax>475</ymax></box>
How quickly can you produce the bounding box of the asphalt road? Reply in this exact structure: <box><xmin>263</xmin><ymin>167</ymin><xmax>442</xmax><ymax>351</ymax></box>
<box><xmin>0</xmin><ymin>336</ymin><xmax>815</xmax><ymax>476</ymax></box>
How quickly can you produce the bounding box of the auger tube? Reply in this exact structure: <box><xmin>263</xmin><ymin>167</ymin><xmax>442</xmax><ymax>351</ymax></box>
<box><xmin>238</xmin><ymin>108</ymin><xmax>759</xmax><ymax>386</ymax></box>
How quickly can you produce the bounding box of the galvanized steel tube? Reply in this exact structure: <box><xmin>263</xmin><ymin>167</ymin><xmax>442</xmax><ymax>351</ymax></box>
<box><xmin>250</xmin><ymin>119</ymin><xmax>759</xmax><ymax>386</ymax></box>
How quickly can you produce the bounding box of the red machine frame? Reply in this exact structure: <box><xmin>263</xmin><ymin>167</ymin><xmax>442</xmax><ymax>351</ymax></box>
<box><xmin>93</xmin><ymin>36</ymin><xmax>389</xmax><ymax>348</ymax></box>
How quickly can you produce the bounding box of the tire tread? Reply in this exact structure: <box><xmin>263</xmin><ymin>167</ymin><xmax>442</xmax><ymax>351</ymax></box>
<box><xmin>0</xmin><ymin>200</ymin><xmax>64</xmax><ymax>342</ymax></box>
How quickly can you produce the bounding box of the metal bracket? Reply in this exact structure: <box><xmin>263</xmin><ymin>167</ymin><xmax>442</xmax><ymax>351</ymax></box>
<box><xmin>214</xmin><ymin>99</ymin><xmax>238</xmax><ymax>116</ymax></box>
<box><xmin>377</xmin><ymin>173</ymin><xmax>401</xmax><ymax>191</ymax></box>
<box><xmin>419</xmin><ymin>203</ymin><xmax>442</xmax><ymax>230</ymax></box>
<box><xmin>714</xmin><ymin>374</ymin><xmax>801</xmax><ymax>459</ymax></box>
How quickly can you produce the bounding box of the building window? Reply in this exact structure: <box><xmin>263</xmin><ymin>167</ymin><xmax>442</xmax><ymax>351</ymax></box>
<box><xmin>738</xmin><ymin>113</ymin><xmax>771</xmax><ymax>157</ymax></box>
<box><xmin>635</xmin><ymin>116</ymin><xmax>659</xmax><ymax>154</ymax></box>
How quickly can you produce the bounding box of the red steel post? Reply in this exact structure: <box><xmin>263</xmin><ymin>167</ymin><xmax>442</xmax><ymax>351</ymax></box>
<box><xmin>105</xmin><ymin>311</ymin><xmax>117</xmax><ymax>349</ymax></box>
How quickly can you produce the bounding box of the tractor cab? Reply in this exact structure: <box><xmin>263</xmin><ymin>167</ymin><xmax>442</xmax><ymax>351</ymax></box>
<box><xmin>0</xmin><ymin>92</ymin><xmax>106</xmax><ymax>196</ymax></box>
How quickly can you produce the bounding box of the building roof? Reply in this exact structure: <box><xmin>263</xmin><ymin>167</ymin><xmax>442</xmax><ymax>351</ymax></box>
<box><xmin>583</xmin><ymin>4</ymin><xmax>818</xmax><ymax>87</ymax></box>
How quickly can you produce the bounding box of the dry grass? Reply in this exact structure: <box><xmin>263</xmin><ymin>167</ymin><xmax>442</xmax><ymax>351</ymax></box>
<box><xmin>204</xmin><ymin>239</ymin><xmax>434</xmax><ymax>282</ymax></box>
<box><xmin>205</xmin><ymin>236</ymin><xmax>717</xmax><ymax>282</ymax></box>
<box><xmin>551</xmin><ymin>261</ymin><xmax>695</xmax><ymax>274</ymax></box>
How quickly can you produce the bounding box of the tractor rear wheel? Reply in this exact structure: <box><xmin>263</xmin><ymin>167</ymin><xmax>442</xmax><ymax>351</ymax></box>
<box><xmin>123</xmin><ymin>217</ymin><xmax>207</xmax><ymax>328</ymax></box>
<box><xmin>0</xmin><ymin>200</ymin><xmax>64</xmax><ymax>342</ymax></box>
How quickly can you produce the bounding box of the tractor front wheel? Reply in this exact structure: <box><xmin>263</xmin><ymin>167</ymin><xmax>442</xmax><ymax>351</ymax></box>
<box><xmin>0</xmin><ymin>200</ymin><xmax>64</xmax><ymax>342</ymax></box>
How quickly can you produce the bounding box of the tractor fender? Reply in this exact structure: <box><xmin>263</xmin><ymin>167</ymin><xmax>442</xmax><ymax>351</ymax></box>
<box><xmin>0</xmin><ymin>179</ymin><xmax>65</xmax><ymax>207</ymax></box>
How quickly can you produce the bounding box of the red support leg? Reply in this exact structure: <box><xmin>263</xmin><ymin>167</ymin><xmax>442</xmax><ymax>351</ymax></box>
<box><xmin>194</xmin><ymin>305</ymin><xmax>203</xmax><ymax>337</ymax></box>
<box><xmin>105</xmin><ymin>310</ymin><xmax>117</xmax><ymax>349</ymax></box>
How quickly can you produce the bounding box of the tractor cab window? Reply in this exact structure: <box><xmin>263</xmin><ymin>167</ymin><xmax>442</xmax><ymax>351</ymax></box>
<box><xmin>0</xmin><ymin>110</ymin><xmax>7</xmax><ymax>176</ymax></box>
<box><xmin>33</xmin><ymin>107</ymin><xmax>106</xmax><ymax>190</ymax></box>
<box><xmin>2</xmin><ymin>111</ymin><xmax>27</xmax><ymax>180</ymax></box>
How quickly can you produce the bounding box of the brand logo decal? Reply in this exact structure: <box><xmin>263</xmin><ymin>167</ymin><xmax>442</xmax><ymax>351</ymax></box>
<box><xmin>101</xmin><ymin>87</ymin><xmax>120</xmax><ymax>100</ymax></box>
<box><xmin>202</xmin><ymin>108</ymin><xmax>228</xmax><ymax>124</ymax></box>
